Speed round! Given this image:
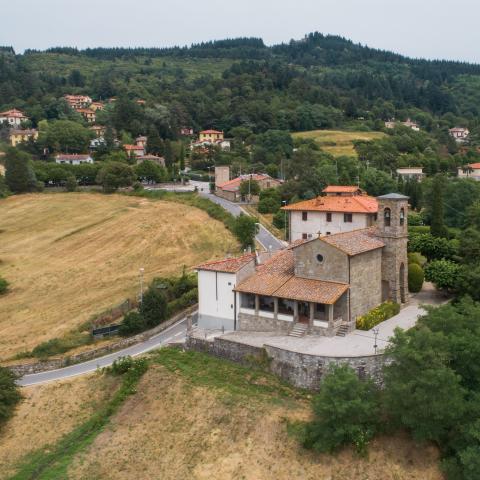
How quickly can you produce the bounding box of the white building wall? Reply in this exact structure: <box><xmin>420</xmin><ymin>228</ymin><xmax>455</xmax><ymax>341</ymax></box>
<box><xmin>289</xmin><ymin>211</ymin><xmax>371</xmax><ymax>242</ymax></box>
<box><xmin>197</xmin><ymin>270</ymin><xmax>237</xmax><ymax>330</ymax></box>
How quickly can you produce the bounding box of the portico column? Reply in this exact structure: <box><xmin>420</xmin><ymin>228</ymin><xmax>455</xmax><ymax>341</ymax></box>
<box><xmin>293</xmin><ymin>300</ymin><xmax>298</xmax><ymax>322</ymax></box>
<box><xmin>309</xmin><ymin>302</ymin><xmax>314</xmax><ymax>331</ymax></box>
<box><xmin>328</xmin><ymin>304</ymin><xmax>334</xmax><ymax>329</ymax></box>
<box><xmin>274</xmin><ymin>298</ymin><xmax>278</xmax><ymax>320</ymax></box>
<box><xmin>255</xmin><ymin>295</ymin><xmax>259</xmax><ymax>316</ymax></box>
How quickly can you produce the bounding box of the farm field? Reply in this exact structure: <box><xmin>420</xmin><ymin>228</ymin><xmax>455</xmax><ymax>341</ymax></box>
<box><xmin>0</xmin><ymin>193</ymin><xmax>237</xmax><ymax>361</ymax></box>
<box><xmin>292</xmin><ymin>129</ymin><xmax>386</xmax><ymax>157</ymax></box>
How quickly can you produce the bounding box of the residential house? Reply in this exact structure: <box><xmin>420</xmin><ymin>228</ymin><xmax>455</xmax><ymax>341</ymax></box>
<box><xmin>64</xmin><ymin>95</ymin><xmax>92</xmax><ymax>109</ymax></box>
<box><xmin>449</xmin><ymin>127</ymin><xmax>470</xmax><ymax>143</ymax></box>
<box><xmin>180</xmin><ymin>127</ymin><xmax>194</xmax><ymax>136</ymax></box>
<box><xmin>396</xmin><ymin>167</ymin><xmax>425</xmax><ymax>180</ymax></box>
<box><xmin>136</xmin><ymin>155</ymin><xmax>166</xmax><ymax>167</ymax></box>
<box><xmin>135</xmin><ymin>136</ymin><xmax>147</xmax><ymax>148</ymax></box>
<box><xmin>215</xmin><ymin>166</ymin><xmax>230</xmax><ymax>187</ymax></box>
<box><xmin>385</xmin><ymin>118</ymin><xmax>420</xmax><ymax>131</ymax></box>
<box><xmin>90</xmin><ymin>125</ymin><xmax>106</xmax><ymax>137</ymax></box>
<box><xmin>282</xmin><ymin>186</ymin><xmax>378</xmax><ymax>242</ymax></box>
<box><xmin>216</xmin><ymin>173</ymin><xmax>282</xmax><ymax>202</ymax></box>
<box><xmin>89</xmin><ymin>101</ymin><xmax>104</xmax><ymax>111</ymax></box>
<box><xmin>458</xmin><ymin>162</ymin><xmax>480</xmax><ymax>181</ymax></box>
<box><xmin>199</xmin><ymin>129</ymin><xmax>224</xmax><ymax>142</ymax></box>
<box><xmin>90</xmin><ymin>137</ymin><xmax>106</xmax><ymax>149</ymax></box>
<box><xmin>123</xmin><ymin>144</ymin><xmax>145</xmax><ymax>157</ymax></box>
<box><xmin>76</xmin><ymin>108</ymin><xmax>96</xmax><ymax>123</ymax></box>
<box><xmin>196</xmin><ymin>194</ymin><xmax>409</xmax><ymax>334</ymax></box>
<box><xmin>0</xmin><ymin>109</ymin><xmax>28</xmax><ymax>126</ymax></box>
<box><xmin>55</xmin><ymin>154</ymin><xmax>94</xmax><ymax>165</ymax></box>
<box><xmin>9</xmin><ymin>129</ymin><xmax>38</xmax><ymax>147</ymax></box>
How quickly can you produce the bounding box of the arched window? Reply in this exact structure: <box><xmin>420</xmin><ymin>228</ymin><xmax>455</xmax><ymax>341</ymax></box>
<box><xmin>400</xmin><ymin>208</ymin><xmax>405</xmax><ymax>226</ymax></box>
<box><xmin>384</xmin><ymin>207</ymin><xmax>391</xmax><ymax>227</ymax></box>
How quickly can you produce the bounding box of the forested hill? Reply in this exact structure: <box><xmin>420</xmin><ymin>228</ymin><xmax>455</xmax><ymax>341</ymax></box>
<box><xmin>2</xmin><ymin>32</ymin><xmax>480</xmax><ymax>134</ymax></box>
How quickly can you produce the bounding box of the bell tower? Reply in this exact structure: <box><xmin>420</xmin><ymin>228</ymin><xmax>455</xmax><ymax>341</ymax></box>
<box><xmin>376</xmin><ymin>193</ymin><xmax>409</xmax><ymax>304</ymax></box>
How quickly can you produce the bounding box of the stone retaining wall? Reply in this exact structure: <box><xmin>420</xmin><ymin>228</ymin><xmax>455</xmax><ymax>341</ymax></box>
<box><xmin>8</xmin><ymin>305</ymin><xmax>198</xmax><ymax>377</ymax></box>
<box><xmin>185</xmin><ymin>334</ymin><xmax>390</xmax><ymax>390</ymax></box>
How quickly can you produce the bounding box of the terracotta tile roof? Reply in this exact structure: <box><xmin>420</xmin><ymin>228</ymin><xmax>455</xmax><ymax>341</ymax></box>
<box><xmin>218</xmin><ymin>174</ymin><xmax>273</xmax><ymax>192</ymax></box>
<box><xmin>0</xmin><ymin>108</ymin><xmax>27</xmax><ymax>118</ymax></box>
<box><xmin>200</xmin><ymin>129</ymin><xmax>223</xmax><ymax>134</ymax></box>
<box><xmin>320</xmin><ymin>228</ymin><xmax>384</xmax><ymax>256</ymax></box>
<box><xmin>282</xmin><ymin>195</ymin><xmax>378</xmax><ymax>214</ymax></box>
<box><xmin>322</xmin><ymin>185</ymin><xmax>363</xmax><ymax>193</ymax></box>
<box><xmin>234</xmin><ymin>246</ymin><xmax>348</xmax><ymax>304</ymax></box>
<box><xmin>196</xmin><ymin>253</ymin><xmax>255</xmax><ymax>273</ymax></box>
<box><xmin>124</xmin><ymin>144</ymin><xmax>144</xmax><ymax>151</ymax></box>
<box><xmin>465</xmin><ymin>163</ymin><xmax>480</xmax><ymax>169</ymax></box>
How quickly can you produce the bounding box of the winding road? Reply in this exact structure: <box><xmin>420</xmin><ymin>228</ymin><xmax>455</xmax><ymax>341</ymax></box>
<box><xmin>18</xmin><ymin>317</ymin><xmax>188</xmax><ymax>387</ymax></box>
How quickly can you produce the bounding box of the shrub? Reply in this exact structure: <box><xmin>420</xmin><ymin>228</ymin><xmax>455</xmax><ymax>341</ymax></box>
<box><xmin>65</xmin><ymin>175</ymin><xmax>77</xmax><ymax>192</ymax></box>
<box><xmin>303</xmin><ymin>365</ymin><xmax>380</xmax><ymax>455</ymax></box>
<box><xmin>0</xmin><ymin>277</ymin><xmax>9</xmax><ymax>295</ymax></box>
<box><xmin>119</xmin><ymin>311</ymin><xmax>146</xmax><ymax>336</ymax></box>
<box><xmin>408</xmin><ymin>211</ymin><xmax>424</xmax><ymax>226</ymax></box>
<box><xmin>140</xmin><ymin>286</ymin><xmax>167</xmax><ymax>328</ymax></box>
<box><xmin>272</xmin><ymin>209</ymin><xmax>287</xmax><ymax>230</ymax></box>
<box><xmin>408</xmin><ymin>263</ymin><xmax>424</xmax><ymax>293</ymax></box>
<box><xmin>408</xmin><ymin>233</ymin><xmax>458</xmax><ymax>261</ymax></box>
<box><xmin>166</xmin><ymin>288</ymin><xmax>198</xmax><ymax>317</ymax></box>
<box><xmin>425</xmin><ymin>259</ymin><xmax>460</xmax><ymax>291</ymax></box>
<box><xmin>408</xmin><ymin>252</ymin><xmax>427</xmax><ymax>267</ymax></box>
<box><xmin>107</xmin><ymin>356</ymin><xmax>148</xmax><ymax>377</ymax></box>
<box><xmin>356</xmin><ymin>301</ymin><xmax>400</xmax><ymax>330</ymax></box>
<box><xmin>0</xmin><ymin>367</ymin><xmax>21</xmax><ymax>426</ymax></box>
<box><xmin>132</xmin><ymin>181</ymin><xmax>143</xmax><ymax>192</ymax></box>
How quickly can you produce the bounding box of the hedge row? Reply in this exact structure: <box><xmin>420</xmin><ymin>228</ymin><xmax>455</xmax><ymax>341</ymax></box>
<box><xmin>356</xmin><ymin>301</ymin><xmax>400</xmax><ymax>331</ymax></box>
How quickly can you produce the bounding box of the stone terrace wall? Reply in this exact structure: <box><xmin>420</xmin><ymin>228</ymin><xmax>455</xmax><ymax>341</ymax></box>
<box><xmin>186</xmin><ymin>334</ymin><xmax>390</xmax><ymax>390</ymax></box>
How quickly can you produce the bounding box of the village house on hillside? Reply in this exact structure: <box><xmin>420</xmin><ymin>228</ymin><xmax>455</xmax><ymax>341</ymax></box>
<box><xmin>216</xmin><ymin>173</ymin><xmax>281</xmax><ymax>202</ymax></box>
<box><xmin>458</xmin><ymin>162</ymin><xmax>480</xmax><ymax>181</ymax></box>
<box><xmin>136</xmin><ymin>154</ymin><xmax>166</xmax><ymax>167</ymax></box>
<box><xmin>196</xmin><ymin>194</ymin><xmax>409</xmax><ymax>335</ymax></box>
<box><xmin>385</xmin><ymin>118</ymin><xmax>420</xmax><ymax>131</ymax></box>
<box><xmin>64</xmin><ymin>94</ymin><xmax>92</xmax><ymax>109</ymax></box>
<box><xmin>282</xmin><ymin>186</ymin><xmax>378</xmax><ymax>242</ymax></box>
<box><xmin>192</xmin><ymin>129</ymin><xmax>231</xmax><ymax>151</ymax></box>
<box><xmin>9</xmin><ymin>128</ymin><xmax>38</xmax><ymax>147</ymax></box>
<box><xmin>76</xmin><ymin>108</ymin><xmax>96</xmax><ymax>123</ymax></box>
<box><xmin>0</xmin><ymin>108</ymin><xmax>28</xmax><ymax>126</ymax></box>
<box><xmin>449</xmin><ymin>127</ymin><xmax>470</xmax><ymax>143</ymax></box>
<box><xmin>55</xmin><ymin>154</ymin><xmax>94</xmax><ymax>165</ymax></box>
<box><xmin>396</xmin><ymin>167</ymin><xmax>425</xmax><ymax>180</ymax></box>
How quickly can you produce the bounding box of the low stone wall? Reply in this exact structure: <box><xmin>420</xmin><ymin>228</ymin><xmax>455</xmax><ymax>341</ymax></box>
<box><xmin>185</xmin><ymin>333</ymin><xmax>390</xmax><ymax>390</ymax></box>
<box><xmin>8</xmin><ymin>305</ymin><xmax>198</xmax><ymax>377</ymax></box>
<box><xmin>238</xmin><ymin>312</ymin><xmax>292</xmax><ymax>334</ymax></box>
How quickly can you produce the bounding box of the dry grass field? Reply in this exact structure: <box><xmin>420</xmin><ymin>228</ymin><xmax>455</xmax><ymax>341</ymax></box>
<box><xmin>67</xmin><ymin>363</ymin><xmax>442</xmax><ymax>480</ymax></box>
<box><xmin>0</xmin><ymin>193</ymin><xmax>237</xmax><ymax>360</ymax></box>
<box><xmin>0</xmin><ymin>372</ymin><xmax>119</xmax><ymax>479</ymax></box>
<box><xmin>292</xmin><ymin>129</ymin><xmax>386</xmax><ymax>157</ymax></box>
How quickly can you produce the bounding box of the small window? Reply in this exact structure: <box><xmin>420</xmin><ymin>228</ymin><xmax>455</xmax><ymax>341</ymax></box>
<box><xmin>302</xmin><ymin>211</ymin><xmax>308</xmax><ymax>221</ymax></box>
<box><xmin>326</xmin><ymin>232</ymin><xmax>331</xmax><ymax>235</ymax></box>
<box><xmin>302</xmin><ymin>233</ymin><xmax>308</xmax><ymax>240</ymax></box>
<box><xmin>316</xmin><ymin>254</ymin><xmax>324</xmax><ymax>263</ymax></box>
<box><xmin>373</xmin><ymin>213</ymin><xmax>378</xmax><ymax>221</ymax></box>
<box><xmin>344</xmin><ymin>213</ymin><xmax>353</xmax><ymax>223</ymax></box>
<box><xmin>326</xmin><ymin>212</ymin><xmax>332</xmax><ymax>222</ymax></box>
<box><xmin>400</xmin><ymin>208</ymin><xmax>405</xmax><ymax>226</ymax></box>
<box><xmin>384</xmin><ymin>208</ymin><xmax>391</xmax><ymax>227</ymax></box>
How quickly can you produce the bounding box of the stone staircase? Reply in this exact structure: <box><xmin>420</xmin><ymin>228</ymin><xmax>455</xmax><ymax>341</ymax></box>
<box><xmin>335</xmin><ymin>324</ymin><xmax>350</xmax><ymax>337</ymax></box>
<box><xmin>289</xmin><ymin>323</ymin><xmax>308</xmax><ymax>338</ymax></box>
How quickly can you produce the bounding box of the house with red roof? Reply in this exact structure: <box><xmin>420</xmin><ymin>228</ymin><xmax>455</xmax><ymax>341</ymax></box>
<box><xmin>123</xmin><ymin>144</ymin><xmax>145</xmax><ymax>157</ymax></box>
<box><xmin>196</xmin><ymin>193</ymin><xmax>409</xmax><ymax>335</ymax></box>
<box><xmin>282</xmin><ymin>186</ymin><xmax>378</xmax><ymax>242</ymax></box>
<box><xmin>216</xmin><ymin>173</ymin><xmax>281</xmax><ymax>202</ymax></box>
<box><xmin>0</xmin><ymin>109</ymin><xmax>28</xmax><ymax>127</ymax></box>
<box><xmin>55</xmin><ymin>154</ymin><xmax>94</xmax><ymax>165</ymax></box>
<box><xmin>458</xmin><ymin>162</ymin><xmax>480</xmax><ymax>181</ymax></box>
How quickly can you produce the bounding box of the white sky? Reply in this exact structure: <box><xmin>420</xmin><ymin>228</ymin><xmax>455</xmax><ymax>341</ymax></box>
<box><xmin>1</xmin><ymin>0</ymin><xmax>479</xmax><ymax>63</ymax></box>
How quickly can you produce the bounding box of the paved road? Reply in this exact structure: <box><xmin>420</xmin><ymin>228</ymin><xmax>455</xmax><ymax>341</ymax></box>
<box><xmin>199</xmin><ymin>192</ymin><xmax>285</xmax><ymax>252</ymax></box>
<box><xmin>18</xmin><ymin>318</ymin><xmax>188</xmax><ymax>387</ymax></box>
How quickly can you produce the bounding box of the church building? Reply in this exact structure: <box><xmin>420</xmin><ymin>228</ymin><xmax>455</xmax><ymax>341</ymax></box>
<box><xmin>196</xmin><ymin>193</ymin><xmax>409</xmax><ymax>336</ymax></box>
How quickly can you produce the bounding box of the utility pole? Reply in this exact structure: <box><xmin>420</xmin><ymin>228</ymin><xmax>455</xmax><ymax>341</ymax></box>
<box><xmin>282</xmin><ymin>200</ymin><xmax>287</xmax><ymax>241</ymax></box>
<box><xmin>139</xmin><ymin>267</ymin><xmax>145</xmax><ymax>305</ymax></box>
<box><xmin>373</xmin><ymin>327</ymin><xmax>379</xmax><ymax>354</ymax></box>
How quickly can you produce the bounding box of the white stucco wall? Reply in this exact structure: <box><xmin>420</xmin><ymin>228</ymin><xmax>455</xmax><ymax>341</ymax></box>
<box><xmin>197</xmin><ymin>270</ymin><xmax>237</xmax><ymax>330</ymax></box>
<box><xmin>289</xmin><ymin>211</ymin><xmax>372</xmax><ymax>241</ymax></box>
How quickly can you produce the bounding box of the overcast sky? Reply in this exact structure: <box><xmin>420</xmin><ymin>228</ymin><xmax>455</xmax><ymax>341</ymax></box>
<box><xmin>2</xmin><ymin>0</ymin><xmax>479</xmax><ymax>63</ymax></box>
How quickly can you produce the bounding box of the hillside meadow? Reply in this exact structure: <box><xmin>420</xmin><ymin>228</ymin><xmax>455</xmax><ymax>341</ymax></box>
<box><xmin>292</xmin><ymin>129</ymin><xmax>386</xmax><ymax>157</ymax></box>
<box><xmin>0</xmin><ymin>193</ymin><xmax>237</xmax><ymax>361</ymax></box>
<box><xmin>1</xmin><ymin>349</ymin><xmax>442</xmax><ymax>480</ymax></box>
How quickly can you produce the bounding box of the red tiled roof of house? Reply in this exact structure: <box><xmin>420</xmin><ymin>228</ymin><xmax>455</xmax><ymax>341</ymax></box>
<box><xmin>465</xmin><ymin>163</ymin><xmax>480</xmax><ymax>169</ymax></box>
<box><xmin>56</xmin><ymin>154</ymin><xmax>91</xmax><ymax>160</ymax></box>
<box><xmin>234</xmin><ymin>247</ymin><xmax>348</xmax><ymax>304</ymax></box>
<box><xmin>196</xmin><ymin>253</ymin><xmax>255</xmax><ymax>273</ymax></box>
<box><xmin>320</xmin><ymin>228</ymin><xmax>384</xmax><ymax>256</ymax></box>
<box><xmin>282</xmin><ymin>195</ymin><xmax>378</xmax><ymax>214</ymax></box>
<box><xmin>218</xmin><ymin>174</ymin><xmax>273</xmax><ymax>192</ymax></box>
<box><xmin>124</xmin><ymin>144</ymin><xmax>144</xmax><ymax>151</ymax></box>
<box><xmin>200</xmin><ymin>129</ymin><xmax>223</xmax><ymax>134</ymax></box>
<box><xmin>322</xmin><ymin>185</ymin><xmax>364</xmax><ymax>194</ymax></box>
<box><xmin>0</xmin><ymin>108</ymin><xmax>27</xmax><ymax>118</ymax></box>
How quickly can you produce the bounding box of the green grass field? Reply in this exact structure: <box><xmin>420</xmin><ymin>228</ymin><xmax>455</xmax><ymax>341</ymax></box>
<box><xmin>292</xmin><ymin>129</ymin><xmax>386</xmax><ymax>157</ymax></box>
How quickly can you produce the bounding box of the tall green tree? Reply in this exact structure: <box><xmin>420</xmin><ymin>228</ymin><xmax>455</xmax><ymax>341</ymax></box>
<box><xmin>430</xmin><ymin>174</ymin><xmax>448</xmax><ymax>238</ymax></box>
<box><xmin>232</xmin><ymin>214</ymin><xmax>258</xmax><ymax>249</ymax></box>
<box><xmin>95</xmin><ymin>162</ymin><xmax>135</xmax><ymax>193</ymax></box>
<box><xmin>4</xmin><ymin>148</ymin><xmax>38</xmax><ymax>193</ymax></box>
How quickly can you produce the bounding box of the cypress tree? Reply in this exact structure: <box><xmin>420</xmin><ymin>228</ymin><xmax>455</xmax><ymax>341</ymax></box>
<box><xmin>430</xmin><ymin>174</ymin><xmax>448</xmax><ymax>238</ymax></box>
